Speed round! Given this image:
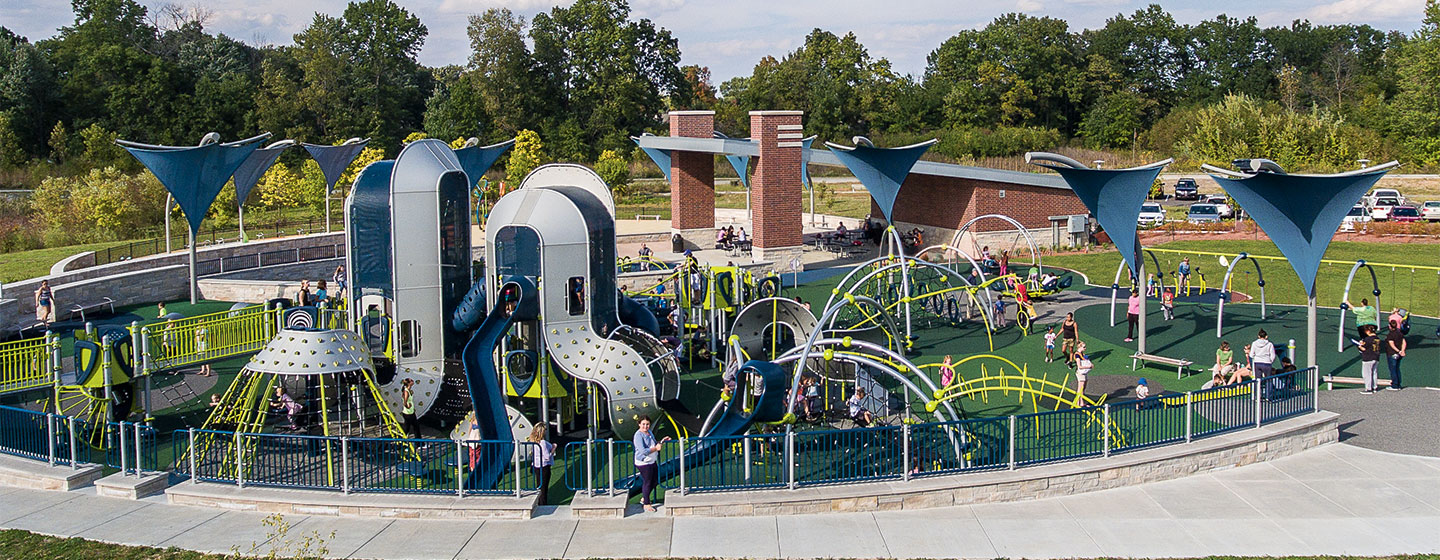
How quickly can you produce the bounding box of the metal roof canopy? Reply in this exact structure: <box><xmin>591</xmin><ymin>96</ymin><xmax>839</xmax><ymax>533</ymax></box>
<box><xmin>633</xmin><ymin>135</ymin><xmax>1069</xmax><ymax>190</ymax></box>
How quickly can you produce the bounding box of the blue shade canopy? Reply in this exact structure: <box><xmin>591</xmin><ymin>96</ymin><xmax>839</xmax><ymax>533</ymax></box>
<box><xmin>1206</xmin><ymin>165</ymin><xmax>1394</xmax><ymax>295</ymax></box>
<box><xmin>800</xmin><ymin>135</ymin><xmax>817</xmax><ymax>189</ymax></box>
<box><xmin>725</xmin><ymin>154</ymin><xmax>751</xmax><ymax>188</ymax></box>
<box><xmin>348</xmin><ymin>160</ymin><xmax>395</xmax><ymax>300</ymax></box>
<box><xmin>1028</xmin><ymin>154</ymin><xmax>1169</xmax><ymax>277</ymax></box>
<box><xmin>118</xmin><ymin>133</ymin><xmax>270</xmax><ymax>234</ymax></box>
<box><xmin>825</xmin><ymin>139</ymin><xmax>937</xmax><ymax>222</ymax></box>
<box><xmin>231</xmin><ymin>142</ymin><xmax>292</xmax><ymax>208</ymax></box>
<box><xmin>634</xmin><ymin>134</ymin><xmax>671</xmax><ymax>182</ymax></box>
<box><xmin>302</xmin><ymin>140</ymin><xmax>369</xmax><ymax>192</ymax></box>
<box><xmin>453</xmin><ymin>138</ymin><xmax>515</xmax><ymax>186</ymax></box>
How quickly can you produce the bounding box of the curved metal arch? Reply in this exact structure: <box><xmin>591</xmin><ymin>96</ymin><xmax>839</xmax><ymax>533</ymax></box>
<box><xmin>949</xmin><ymin>213</ymin><xmax>1044</xmax><ymax>278</ymax></box>
<box><xmin>825</xmin><ymin>258</ymin><xmax>996</xmax><ymax>331</ymax></box>
<box><xmin>774</xmin><ymin>337</ymin><xmax>960</xmax><ymax>424</ymax></box>
<box><xmin>1217</xmin><ymin>253</ymin><xmax>1267</xmax><ymax>337</ymax></box>
<box><xmin>1109</xmin><ymin>249</ymin><xmax>1166</xmax><ymax>326</ymax></box>
<box><xmin>1338</xmin><ymin>260</ymin><xmax>1382</xmax><ymax>352</ymax></box>
<box><xmin>913</xmin><ymin>244</ymin><xmax>992</xmax><ymax>287</ymax></box>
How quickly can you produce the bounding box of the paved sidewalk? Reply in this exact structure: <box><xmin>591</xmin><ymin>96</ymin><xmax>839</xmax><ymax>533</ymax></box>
<box><xmin>2</xmin><ymin>443</ymin><xmax>1438</xmax><ymax>558</ymax></box>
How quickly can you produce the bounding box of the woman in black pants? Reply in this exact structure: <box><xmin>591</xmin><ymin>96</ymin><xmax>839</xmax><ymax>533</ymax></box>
<box><xmin>632</xmin><ymin>416</ymin><xmax>670</xmax><ymax>512</ymax></box>
<box><xmin>527</xmin><ymin>424</ymin><xmax>556</xmax><ymax>505</ymax></box>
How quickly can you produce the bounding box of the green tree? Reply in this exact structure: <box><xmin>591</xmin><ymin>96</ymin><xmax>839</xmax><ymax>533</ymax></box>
<box><xmin>505</xmin><ymin>129</ymin><xmax>547</xmax><ymax>186</ymax></box>
<box><xmin>1078</xmin><ymin>91</ymin><xmax>1151</xmax><ymax>148</ymax></box>
<box><xmin>1181</xmin><ymin>15</ymin><xmax>1275</xmax><ymax>104</ymax></box>
<box><xmin>79</xmin><ymin>123</ymin><xmax>125</xmax><ymax>167</ymax></box>
<box><xmin>530</xmin><ymin>0</ymin><xmax>686</xmax><ymax>158</ymax></box>
<box><xmin>257</xmin><ymin>162</ymin><xmax>305</xmax><ymax>209</ymax></box>
<box><xmin>48</xmin><ymin>121</ymin><xmax>72</xmax><ymax>163</ymax></box>
<box><xmin>31</xmin><ymin>167</ymin><xmax>167</xmax><ymax>241</ymax></box>
<box><xmin>421</xmin><ymin>66</ymin><xmax>489</xmax><ymax>144</ymax></box>
<box><xmin>0</xmin><ymin>28</ymin><xmax>58</xmax><ymax>156</ymax></box>
<box><xmin>0</xmin><ymin>114</ymin><xmax>25</xmax><ymax>167</ymax></box>
<box><xmin>1392</xmin><ymin>0</ymin><xmax>1440</xmax><ymax>164</ymax></box>
<box><xmin>926</xmin><ymin>14</ymin><xmax>1084</xmax><ymax>131</ymax></box>
<box><xmin>464</xmin><ymin>8</ymin><xmax>535</xmax><ymax>140</ymax></box>
<box><xmin>1083</xmin><ymin>5</ymin><xmax>1188</xmax><ymax>115</ymax></box>
<box><xmin>594</xmin><ymin>149</ymin><xmax>630</xmax><ymax>194</ymax></box>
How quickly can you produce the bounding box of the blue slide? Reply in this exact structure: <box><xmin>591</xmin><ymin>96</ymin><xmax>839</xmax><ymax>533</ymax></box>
<box><xmin>627</xmin><ymin>359</ymin><xmax>790</xmax><ymax>489</ymax></box>
<box><xmin>453</xmin><ymin>275</ymin><xmax>538</xmax><ymax>489</ymax></box>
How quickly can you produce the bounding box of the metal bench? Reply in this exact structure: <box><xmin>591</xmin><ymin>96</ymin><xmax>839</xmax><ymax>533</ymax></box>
<box><xmin>66</xmin><ymin>297</ymin><xmax>116</xmax><ymax>322</ymax></box>
<box><xmin>634</xmin><ymin>214</ymin><xmax>662</xmax><ymax>220</ymax></box>
<box><xmin>1131</xmin><ymin>352</ymin><xmax>1195</xmax><ymax>380</ymax></box>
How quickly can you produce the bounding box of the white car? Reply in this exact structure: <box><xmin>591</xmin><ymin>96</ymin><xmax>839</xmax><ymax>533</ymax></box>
<box><xmin>1367</xmin><ymin>188</ymin><xmax>1406</xmax><ymax>208</ymax></box>
<box><xmin>1422</xmin><ymin>200</ymin><xmax>1440</xmax><ymax>221</ymax></box>
<box><xmin>1341</xmin><ymin>205</ymin><xmax>1371</xmax><ymax>231</ymax></box>
<box><xmin>1138</xmin><ymin>203</ymin><xmax>1166</xmax><ymax>226</ymax></box>
<box><xmin>1205</xmin><ymin>196</ymin><xmax>1234</xmax><ymax>219</ymax></box>
<box><xmin>1370</xmin><ymin>197</ymin><xmax>1400</xmax><ymax>221</ymax></box>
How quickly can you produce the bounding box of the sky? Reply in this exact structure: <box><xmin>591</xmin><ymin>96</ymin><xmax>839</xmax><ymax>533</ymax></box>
<box><xmin>1</xmin><ymin>0</ymin><xmax>1427</xmax><ymax>82</ymax></box>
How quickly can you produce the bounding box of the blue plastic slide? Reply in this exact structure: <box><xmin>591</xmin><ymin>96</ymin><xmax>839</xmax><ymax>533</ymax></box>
<box><xmin>454</xmin><ymin>276</ymin><xmax>538</xmax><ymax>489</ymax></box>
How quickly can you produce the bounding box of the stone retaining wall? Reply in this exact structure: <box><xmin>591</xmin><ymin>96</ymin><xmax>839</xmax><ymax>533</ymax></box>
<box><xmin>662</xmin><ymin>411</ymin><xmax>1338</xmax><ymax>517</ymax></box>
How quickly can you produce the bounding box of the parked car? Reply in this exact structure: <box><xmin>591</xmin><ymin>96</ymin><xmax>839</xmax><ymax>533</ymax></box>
<box><xmin>1388</xmin><ymin>205</ymin><xmax>1422</xmax><ymax>223</ymax></box>
<box><xmin>1187</xmin><ymin>203</ymin><xmax>1222</xmax><ymax>223</ymax></box>
<box><xmin>1370</xmin><ymin>197</ymin><xmax>1400</xmax><ymax>220</ymax></box>
<box><xmin>1138</xmin><ymin>203</ymin><xmax>1166</xmax><ymax>226</ymax></box>
<box><xmin>1366</xmin><ymin>188</ymin><xmax>1406</xmax><ymax>208</ymax></box>
<box><xmin>1205</xmin><ymin>195</ymin><xmax>1234</xmax><ymax>219</ymax></box>
<box><xmin>1421</xmin><ymin>200</ymin><xmax>1440</xmax><ymax>221</ymax></box>
<box><xmin>1341</xmin><ymin>205</ymin><xmax>1371</xmax><ymax>232</ymax></box>
<box><xmin>1174</xmin><ymin>178</ymin><xmax>1200</xmax><ymax>200</ymax></box>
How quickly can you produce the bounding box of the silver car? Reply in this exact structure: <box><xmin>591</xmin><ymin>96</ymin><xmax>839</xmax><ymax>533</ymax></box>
<box><xmin>1187</xmin><ymin>204</ymin><xmax>1222</xmax><ymax>223</ymax></box>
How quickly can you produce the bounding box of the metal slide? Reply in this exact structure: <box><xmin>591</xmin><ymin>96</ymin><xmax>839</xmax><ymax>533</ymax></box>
<box><xmin>454</xmin><ymin>275</ymin><xmax>538</xmax><ymax>489</ymax></box>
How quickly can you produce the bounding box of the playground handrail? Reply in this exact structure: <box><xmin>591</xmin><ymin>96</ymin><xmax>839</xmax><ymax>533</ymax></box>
<box><xmin>138</xmin><ymin>304</ymin><xmax>272</xmax><ymax>373</ymax></box>
<box><xmin>0</xmin><ymin>333</ymin><xmax>58</xmax><ymax>395</ymax></box>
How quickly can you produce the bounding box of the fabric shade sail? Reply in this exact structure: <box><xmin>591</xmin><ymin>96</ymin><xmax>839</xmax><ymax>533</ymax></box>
<box><xmin>302</xmin><ymin>140</ymin><xmax>369</xmax><ymax>193</ymax></box>
<box><xmin>1207</xmin><ymin>166</ymin><xmax>1394</xmax><ymax>295</ymax></box>
<box><xmin>1028</xmin><ymin>154</ymin><xmax>1170</xmax><ymax>278</ymax></box>
<box><xmin>453</xmin><ymin>139</ymin><xmax>515</xmax><ymax>186</ymax></box>
<box><xmin>825</xmin><ymin>139</ymin><xmax>937</xmax><ymax>223</ymax></box>
<box><xmin>634</xmin><ymin>134</ymin><xmax>672</xmax><ymax>182</ymax></box>
<box><xmin>117</xmin><ymin>133</ymin><xmax>270</xmax><ymax>234</ymax></box>
<box><xmin>231</xmin><ymin>142</ymin><xmax>292</xmax><ymax>208</ymax></box>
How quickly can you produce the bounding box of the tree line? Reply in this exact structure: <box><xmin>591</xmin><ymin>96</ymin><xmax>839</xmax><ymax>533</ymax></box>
<box><xmin>1</xmin><ymin>0</ymin><xmax>1438</xmax><ymax>250</ymax></box>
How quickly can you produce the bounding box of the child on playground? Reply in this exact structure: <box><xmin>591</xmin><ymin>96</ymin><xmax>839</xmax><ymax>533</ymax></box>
<box><xmin>939</xmin><ymin>355</ymin><xmax>955</xmax><ymax>386</ymax></box>
<box><xmin>1135</xmin><ymin>378</ymin><xmax>1150</xmax><ymax>400</ymax></box>
<box><xmin>1356</xmin><ymin>324</ymin><xmax>1381</xmax><ymax>394</ymax></box>
<box><xmin>992</xmin><ymin>297</ymin><xmax>1007</xmax><ymax>328</ymax></box>
<box><xmin>1074</xmin><ymin>353</ymin><xmax>1092</xmax><ymax>400</ymax></box>
<box><xmin>194</xmin><ymin>326</ymin><xmax>212</xmax><ymax>377</ymax></box>
<box><xmin>848</xmin><ymin>388</ymin><xmax>874</xmax><ymax>427</ymax></box>
<box><xmin>1161</xmin><ymin>287</ymin><xmax>1176</xmax><ymax>320</ymax></box>
<box><xmin>1043</xmin><ymin>326</ymin><xmax>1057</xmax><ymax>362</ymax></box>
<box><xmin>1146</xmin><ymin>274</ymin><xmax>1159</xmax><ymax>298</ymax></box>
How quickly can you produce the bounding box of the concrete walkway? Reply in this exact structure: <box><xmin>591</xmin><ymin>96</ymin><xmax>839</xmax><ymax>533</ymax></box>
<box><xmin>3</xmin><ymin>443</ymin><xmax>1438</xmax><ymax>558</ymax></box>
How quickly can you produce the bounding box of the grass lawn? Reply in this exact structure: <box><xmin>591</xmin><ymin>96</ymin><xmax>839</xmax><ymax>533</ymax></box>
<box><xmin>0</xmin><ymin>242</ymin><xmax>118</xmax><ymax>284</ymax></box>
<box><xmin>1046</xmin><ymin>239</ymin><xmax>1440</xmax><ymax>317</ymax></box>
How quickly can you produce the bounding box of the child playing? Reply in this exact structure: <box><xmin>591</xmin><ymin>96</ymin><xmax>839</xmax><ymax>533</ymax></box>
<box><xmin>939</xmin><ymin>355</ymin><xmax>955</xmax><ymax>386</ymax></box>
<box><xmin>992</xmin><ymin>297</ymin><xmax>1007</xmax><ymax>328</ymax></box>
<box><xmin>1074</xmin><ymin>353</ymin><xmax>1092</xmax><ymax>402</ymax></box>
<box><xmin>1043</xmin><ymin>326</ymin><xmax>1058</xmax><ymax>362</ymax></box>
<box><xmin>1135</xmin><ymin>377</ymin><xmax>1150</xmax><ymax>400</ymax></box>
<box><xmin>1161</xmin><ymin>288</ymin><xmax>1175</xmax><ymax>321</ymax></box>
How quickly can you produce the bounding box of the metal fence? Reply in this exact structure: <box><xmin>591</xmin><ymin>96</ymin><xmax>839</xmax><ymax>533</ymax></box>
<box><xmin>173</xmin><ymin>429</ymin><xmax>535</xmax><ymax>496</ymax></box>
<box><xmin>92</xmin><ymin>217</ymin><xmax>327</xmax><ymax>267</ymax></box>
<box><xmin>0</xmin><ymin>334</ymin><xmax>57</xmax><ymax>395</ymax></box>
<box><xmin>563</xmin><ymin>367</ymin><xmax>1319</xmax><ymax>496</ymax></box>
<box><xmin>194</xmin><ymin>244</ymin><xmax>344</xmax><ymax>278</ymax></box>
<box><xmin>140</xmin><ymin>304</ymin><xmax>271</xmax><ymax>373</ymax></box>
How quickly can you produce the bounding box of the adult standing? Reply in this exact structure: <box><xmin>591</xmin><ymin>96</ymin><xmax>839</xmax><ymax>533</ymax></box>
<box><xmin>332</xmin><ymin>265</ymin><xmax>347</xmax><ymax>301</ymax></box>
<box><xmin>1060</xmin><ymin>313</ymin><xmax>1080</xmax><ymax>367</ymax></box>
<box><xmin>1248</xmin><ymin>329</ymin><xmax>1277</xmax><ymax>378</ymax></box>
<box><xmin>297</xmin><ymin>279</ymin><xmax>312</xmax><ymax>307</ymax></box>
<box><xmin>400</xmin><ymin>378</ymin><xmax>419</xmax><ymax>437</ymax></box>
<box><xmin>1344</xmin><ymin>297</ymin><xmax>1379</xmax><ymax>339</ymax></box>
<box><xmin>1177</xmin><ymin>258</ymin><xmax>1192</xmax><ymax>294</ymax></box>
<box><xmin>1356</xmin><ymin>325</ymin><xmax>1381</xmax><ymax>394</ymax></box>
<box><xmin>1125</xmin><ymin>289</ymin><xmax>1142</xmax><ymax>343</ymax></box>
<box><xmin>527</xmin><ymin>424</ymin><xmax>556</xmax><ymax>505</ymax></box>
<box><xmin>1383</xmin><ymin>319</ymin><xmax>1406</xmax><ymax>391</ymax></box>
<box><xmin>33</xmin><ymin>280</ymin><xmax>54</xmax><ymax>325</ymax></box>
<box><xmin>633</xmin><ymin>416</ymin><xmax>669</xmax><ymax>512</ymax></box>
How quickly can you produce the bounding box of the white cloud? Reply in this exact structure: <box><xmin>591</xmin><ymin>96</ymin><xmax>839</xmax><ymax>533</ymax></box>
<box><xmin>1305</xmin><ymin>0</ymin><xmax>1424</xmax><ymax>22</ymax></box>
<box><xmin>1017</xmin><ymin>0</ymin><xmax>1044</xmax><ymax>12</ymax></box>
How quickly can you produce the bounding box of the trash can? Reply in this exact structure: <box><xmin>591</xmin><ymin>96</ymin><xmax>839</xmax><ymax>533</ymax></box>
<box><xmin>671</xmin><ymin>233</ymin><xmax>684</xmax><ymax>253</ymax></box>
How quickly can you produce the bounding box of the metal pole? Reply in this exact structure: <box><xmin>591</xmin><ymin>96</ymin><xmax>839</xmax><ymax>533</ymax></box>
<box><xmin>1307</xmin><ymin>292</ymin><xmax>1318</xmax><ymax>370</ymax></box>
<box><xmin>119</xmin><ymin>421</ymin><xmax>129</xmax><ymax>475</ymax></box>
<box><xmin>325</xmin><ymin>189</ymin><xmax>332</xmax><ymax>233</ymax></box>
<box><xmin>456</xmin><ymin>440</ymin><xmax>465</xmax><ymax>497</ymax></box>
<box><xmin>678</xmin><ymin>437</ymin><xmax>687</xmax><ymax>495</ymax></box>
<box><xmin>189</xmin><ymin>428</ymin><xmax>197</xmax><ymax>483</ymax></box>
<box><xmin>46</xmin><ymin>414</ymin><xmax>55</xmax><ymax>466</ymax></box>
<box><xmin>902</xmin><ymin>423</ymin><xmax>911</xmax><ymax>481</ymax></box>
<box><xmin>164</xmin><ymin>193</ymin><xmax>172</xmax><ymax>253</ymax></box>
<box><xmin>607</xmin><ymin>438</ymin><xmax>615</xmax><ymax>496</ymax></box>
<box><xmin>743</xmin><ymin>435</ymin><xmax>751</xmax><ymax>482</ymax></box>
<box><xmin>585</xmin><ymin>439</ymin><xmax>594</xmax><ymax>497</ymax></box>
<box><xmin>786</xmin><ymin>429</ymin><xmax>796</xmax><ymax>490</ymax></box>
<box><xmin>1185</xmin><ymin>393</ymin><xmax>1193</xmax><ymax>443</ymax></box>
<box><xmin>235</xmin><ymin>434</ymin><xmax>244</xmax><ymax>488</ymax></box>
<box><xmin>134</xmin><ymin>422</ymin><xmax>143</xmax><ymax>475</ymax></box>
<box><xmin>188</xmin><ymin>227</ymin><xmax>197</xmax><ymax>304</ymax></box>
<box><xmin>1254</xmin><ymin>379</ymin><xmax>1263</xmax><ymax>427</ymax></box>
<box><xmin>1138</xmin><ymin>259</ymin><xmax>1148</xmax><ymax>354</ymax></box>
<box><xmin>341</xmin><ymin>437</ymin><xmax>350</xmax><ymax>494</ymax></box>
<box><xmin>1102</xmin><ymin>404</ymin><xmax>1111</xmax><ymax>458</ymax></box>
<box><xmin>514</xmin><ymin>441</ymin><xmax>522</xmax><ymax>498</ymax></box>
<box><xmin>1008</xmin><ymin>416</ymin><xmax>1016</xmax><ymax>470</ymax></box>
<box><xmin>1311</xmin><ymin>367</ymin><xmax>1319</xmax><ymax>412</ymax></box>
<box><xmin>68</xmin><ymin>420</ymin><xmax>77</xmax><ymax>469</ymax></box>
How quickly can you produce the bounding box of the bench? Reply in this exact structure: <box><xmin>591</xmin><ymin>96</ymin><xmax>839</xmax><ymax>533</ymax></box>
<box><xmin>66</xmin><ymin>297</ymin><xmax>116</xmax><ymax>322</ymax></box>
<box><xmin>1132</xmin><ymin>352</ymin><xmax>1195</xmax><ymax>380</ymax></box>
<box><xmin>635</xmin><ymin>214</ymin><xmax>663</xmax><ymax>220</ymax></box>
<box><xmin>1321</xmin><ymin>375</ymin><xmax>1390</xmax><ymax>389</ymax></box>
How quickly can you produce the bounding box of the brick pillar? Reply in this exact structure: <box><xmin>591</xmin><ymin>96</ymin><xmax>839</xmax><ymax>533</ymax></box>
<box><xmin>669</xmin><ymin>110</ymin><xmax>715</xmax><ymax>252</ymax></box>
<box><xmin>749</xmin><ymin>111</ymin><xmax>805</xmax><ymax>268</ymax></box>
